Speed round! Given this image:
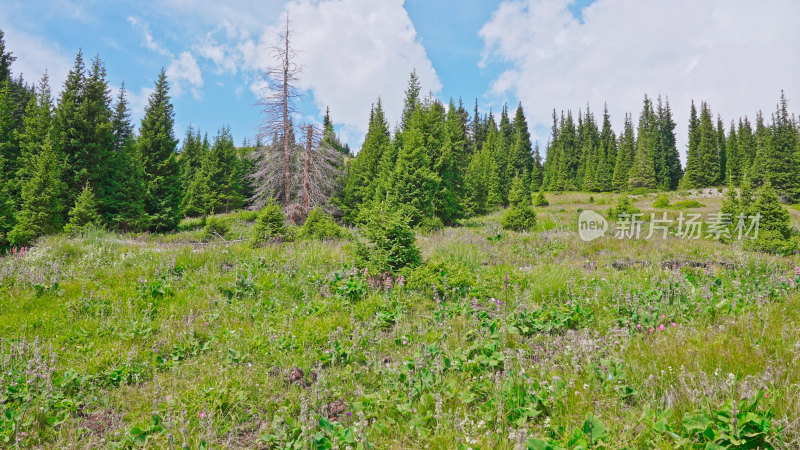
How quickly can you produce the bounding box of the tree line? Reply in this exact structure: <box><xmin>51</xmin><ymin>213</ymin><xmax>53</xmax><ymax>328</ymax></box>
<box><xmin>2</xmin><ymin>27</ymin><xmax>799</xmax><ymax>248</ymax></box>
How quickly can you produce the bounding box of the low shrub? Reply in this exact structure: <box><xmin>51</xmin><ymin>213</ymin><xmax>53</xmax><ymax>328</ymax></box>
<box><xmin>300</xmin><ymin>207</ymin><xmax>343</xmax><ymax>240</ymax></box>
<box><xmin>652</xmin><ymin>194</ymin><xmax>670</xmax><ymax>208</ymax></box>
<box><xmin>251</xmin><ymin>200</ymin><xmax>289</xmax><ymax>245</ymax></box>
<box><xmin>501</xmin><ymin>205</ymin><xmax>537</xmax><ymax>232</ymax></box>
<box><xmin>607</xmin><ymin>196</ymin><xmax>640</xmax><ymax>219</ymax></box>
<box><xmin>202</xmin><ymin>216</ymin><xmax>230</xmax><ymax>240</ymax></box>
<box><xmin>533</xmin><ymin>191</ymin><xmax>550</xmax><ymax>207</ymax></box>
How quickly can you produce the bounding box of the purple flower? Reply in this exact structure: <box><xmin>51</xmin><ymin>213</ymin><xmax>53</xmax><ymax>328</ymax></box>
<box><xmin>346</xmin><ymin>412</ymin><xmax>352</xmax><ymax>416</ymax></box>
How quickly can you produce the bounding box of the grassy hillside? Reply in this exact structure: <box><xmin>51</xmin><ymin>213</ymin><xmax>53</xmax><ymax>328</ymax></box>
<box><xmin>2</xmin><ymin>193</ymin><xmax>800</xmax><ymax>448</ymax></box>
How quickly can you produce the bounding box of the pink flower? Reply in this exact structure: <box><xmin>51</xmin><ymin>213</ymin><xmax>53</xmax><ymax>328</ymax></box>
<box><xmin>795</xmin><ymin>267</ymin><xmax>800</xmax><ymax>276</ymax></box>
<box><xmin>166</xmin><ymin>395</ymin><xmax>172</xmax><ymax>400</ymax></box>
<box><xmin>649</xmin><ymin>328</ymin><xmax>654</xmax><ymax>333</ymax></box>
<box><xmin>658</xmin><ymin>324</ymin><xmax>665</xmax><ymax>331</ymax></box>
<box><xmin>660</xmin><ymin>314</ymin><xmax>666</xmax><ymax>319</ymax></box>
<box><xmin>199</xmin><ymin>412</ymin><xmax>207</xmax><ymax>419</ymax></box>
<box><xmin>402</xmin><ymin>340</ymin><xmax>407</xmax><ymax>345</ymax></box>
<box><xmin>671</xmin><ymin>322</ymin><xmax>677</xmax><ymax>327</ymax></box>
<box><xmin>636</xmin><ymin>324</ymin><xmax>642</xmax><ymax>329</ymax></box>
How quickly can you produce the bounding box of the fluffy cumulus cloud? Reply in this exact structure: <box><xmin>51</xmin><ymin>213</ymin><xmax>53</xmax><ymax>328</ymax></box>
<box><xmin>480</xmin><ymin>0</ymin><xmax>800</xmax><ymax>156</ymax></box>
<box><xmin>0</xmin><ymin>24</ymin><xmax>71</xmax><ymax>90</ymax></box>
<box><xmin>166</xmin><ymin>51</ymin><xmax>204</xmax><ymax>98</ymax></box>
<box><xmin>187</xmin><ymin>0</ymin><xmax>441</xmax><ymax>143</ymax></box>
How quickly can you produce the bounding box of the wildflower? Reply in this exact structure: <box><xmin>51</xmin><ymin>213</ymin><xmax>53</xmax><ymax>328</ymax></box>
<box><xmin>199</xmin><ymin>412</ymin><xmax>207</xmax><ymax>419</ymax></box>
<box><xmin>661</xmin><ymin>314</ymin><xmax>666</xmax><ymax>319</ymax></box>
<box><xmin>346</xmin><ymin>412</ymin><xmax>352</xmax><ymax>416</ymax></box>
<box><xmin>636</xmin><ymin>324</ymin><xmax>642</xmax><ymax>330</ymax></box>
<box><xmin>658</xmin><ymin>324</ymin><xmax>665</xmax><ymax>331</ymax></box>
<box><xmin>795</xmin><ymin>267</ymin><xmax>800</xmax><ymax>276</ymax></box>
<box><xmin>671</xmin><ymin>322</ymin><xmax>677</xmax><ymax>327</ymax></box>
<box><xmin>398</xmin><ymin>276</ymin><xmax>405</xmax><ymax>288</ymax></box>
<box><xmin>402</xmin><ymin>340</ymin><xmax>407</xmax><ymax>345</ymax></box>
<box><xmin>649</xmin><ymin>328</ymin><xmax>654</xmax><ymax>333</ymax></box>
<box><xmin>166</xmin><ymin>395</ymin><xmax>172</xmax><ymax>400</ymax></box>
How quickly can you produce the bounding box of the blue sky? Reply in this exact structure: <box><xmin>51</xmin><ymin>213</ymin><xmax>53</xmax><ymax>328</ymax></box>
<box><xmin>1</xmin><ymin>0</ymin><xmax>798</xmax><ymax>155</ymax></box>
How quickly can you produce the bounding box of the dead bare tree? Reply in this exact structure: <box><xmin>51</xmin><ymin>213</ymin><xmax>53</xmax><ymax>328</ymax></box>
<box><xmin>251</xmin><ymin>14</ymin><xmax>301</xmax><ymax>211</ymax></box>
<box><xmin>250</xmin><ymin>14</ymin><xmax>344</xmax><ymax>223</ymax></box>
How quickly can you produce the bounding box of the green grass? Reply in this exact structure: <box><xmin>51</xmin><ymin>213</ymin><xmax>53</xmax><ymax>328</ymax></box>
<box><xmin>2</xmin><ymin>194</ymin><xmax>800</xmax><ymax>448</ymax></box>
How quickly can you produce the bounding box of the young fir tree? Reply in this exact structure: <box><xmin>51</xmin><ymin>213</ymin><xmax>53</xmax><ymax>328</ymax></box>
<box><xmin>657</xmin><ymin>97</ymin><xmax>681</xmax><ymax>190</ymax></box>
<box><xmin>107</xmin><ymin>84</ymin><xmax>147</xmax><ymax>231</ymax></box>
<box><xmin>737</xmin><ymin>117</ymin><xmax>756</xmax><ymax>181</ymax></box>
<box><xmin>434</xmin><ymin>99</ymin><xmax>467</xmax><ymax>225</ymax></box>
<box><xmin>752</xmin><ymin>92</ymin><xmax>800</xmax><ymax>202</ymax></box>
<box><xmin>14</xmin><ymin>72</ymin><xmax>53</xmax><ymax>199</ymax></box>
<box><xmin>530</xmin><ymin>142</ymin><xmax>544</xmax><ymax>192</ymax></box>
<box><xmin>695</xmin><ymin>102</ymin><xmax>720</xmax><ymax>187</ymax></box>
<box><xmin>612</xmin><ymin>113</ymin><xmax>635</xmax><ymax>191</ymax></box>
<box><xmin>596</xmin><ymin>104</ymin><xmax>616</xmax><ymax>192</ymax></box>
<box><xmin>510</xmin><ymin>103</ymin><xmax>533</xmax><ymax>178</ymax></box>
<box><xmin>682</xmin><ymin>101</ymin><xmax>702</xmax><ymax>188</ymax></box>
<box><xmin>628</xmin><ymin>97</ymin><xmax>658</xmax><ymax>189</ymax></box>
<box><xmin>716</xmin><ymin>116</ymin><xmax>727</xmax><ymax>185</ymax></box>
<box><xmin>507</xmin><ymin>175</ymin><xmax>527</xmax><ymax>207</ymax></box>
<box><xmin>139</xmin><ymin>69</ymin><xmax>181</xmax><ymax>231</ymax></box>
<box><xmin>752</xmin><ymin>182</ymin><xmax>791</xmax><ymax>238</ymax></box>
<box><xmin>0</xmin><ymin>156</ymin><xmax>14</xmax><ymax>247</ymax></box>
<box><xmin>342</xmin><ymin>99</ymin><xmax>391</xmax><ymax>223</ymax></box>
<box><xmin>386</xmin><ymin>108</ymin><xmax>439</xmax><ymax>227</ymax></box>
<box><xmin>202</xmin><ymin>126</ymin><xmax>243</xmax><ymax>214</ymax></box>
<box><xmin>178</xmin><ymin>126</ymin><xmax>204</xmax><ymax>191</ymax></box>
<box><xmin>8</xmin><ymin>137</ymin><xmax>63</xmax><ymax>246</ymax></box>
<box><xmin>725</xmin><ymin>121</ymin><xmax>740</xmax><ymax>186</ymax></box>
<box><xmin>64</xmin><ymin>183</ymin><xmax>102</xmax><ymax>234</ymax></box>
<box><xmin>0</xmin><ymin>81</ymin><xmax>14</xmax><ymax>190</ymax></box>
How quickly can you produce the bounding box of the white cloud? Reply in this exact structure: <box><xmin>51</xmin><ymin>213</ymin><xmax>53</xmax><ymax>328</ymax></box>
<box><xmin>186</xmin><ymin>0</ymin><xmax>441</xmax><ymax>146</ymax></box>
<box><xmin>480</xmin><ymin>0</ymin><xmax>800</xmax><ymax>157</ymax></box>
<box><xmin>127</xmin><ymin>16</ymin><xmax>171</xmax><ymax>57</ymax></box>
<box><xmin>166</xmin><ymin>51</ymin><xmax>204</xmax><ymax>99</ymax></box>
<box><xmin>128</xmin><ymin>17</ymin><xmax>204</xmax><ymax>99</ymax></box>
<box><xmin>0</xmin><ymin>24</ymin><xmax>71</xmax><ymax>92</ymax></box>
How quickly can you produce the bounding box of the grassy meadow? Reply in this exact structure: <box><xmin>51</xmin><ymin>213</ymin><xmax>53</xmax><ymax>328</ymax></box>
<box><xmin>2</xmin><ymin>192</ymin><xmax>800</xmax><ymax>449</ymax></box>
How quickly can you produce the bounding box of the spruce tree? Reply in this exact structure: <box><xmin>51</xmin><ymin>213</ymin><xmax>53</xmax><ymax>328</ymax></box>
<box><xmin>0</xmin><ymin>156</ymin><xmax>13</xmax><ymax>247</ymax></box>
<box><xmin>14</xmin><ymin>72</ymin><xmax>52</xmax><ymax>199</ymax></box>
<box><xmin>8</xmin><ymin>137</ymin><xmax>63</xmax><ymax>246</ymax></box>
<box><xmin>612</xmin><ymin>113</ymin><xmax>635</xmax><ymax>191</ymax></box>
<box><xmin>716</xmin><ymin>116</ymin><xmax>727</xmax><ymax>185</ymax></box>
<box><xmin>386</xmin><ymin>108</ymin><xmax>439</xmax><ymax>227</ymax></box>
<box><xmin>510</xmin><ymin>103</ymin><xmax>533</xmax><ymax>178</ymax></box>
<box><xmin>64</xmin><ymin>183</ymin><xmax>102</xmax><ymax>234</ymax></box>
<box><xmin>203</xmin><ymin>125</ymin><xmax>243</xmax><ymax>213</ymax></box>
<box><xmin>139</xmin><ymin>69</ymin><xmax>181</xmax><ymax>231</ymax></box>
<box><xmin>683</xmin><ymin>101</ymin><xmax>702</xmax><ymax>187</ymax></box>
<box><xmin>696</xmin><ymin>102</ymin><xmax>720</xmax><ymax>187</ymax></box>
<box><xmin>725</xmin><ymin>121</ymin><xmax>739</xmax><ymax>186</ymax></box>
<box><xmin>752</xmin><ymin>92</ymin><xmax>800</xmax><ymax>202</ymax></box>
<box><xmin>596</xmin><ymin>104</ymin><xmax>616</xmax><ymax>191</ymax></box>
<box><xmin>342</xmin><ymin>99</ymin><xmax>391</xmax><ymax>223</ymax></box>
<box><xmin>107</xmin><ymin>85</ymin><xmax>147</xmax><ymax>231</ymax></box>
<box><xmin>530</xmin><ymin>143</ymin><xmax>544</xmax><ymax>192</ymax></box>
<box><xmin>658</xmin><ymin>98</ymin><xmax>681</xmax><ymax>190</ymax></box>
<box><xmin>737</xmin><ymin>117</ymin><xmax>756</xmax><ymax>180</ymax></box>
<box><xmin>0</xmin><ymin>30</ymin><xmax>15</xmax><ymax>82</ymax></box>
<box><xmin>628</xmin><ymin>97</ymin><xmax>658</xmax><ymax>189</ymax></box>
<box><xmin>0</xmin><ymin>81</ymin><xmax>14</xmax><ymax>187</ymax></box>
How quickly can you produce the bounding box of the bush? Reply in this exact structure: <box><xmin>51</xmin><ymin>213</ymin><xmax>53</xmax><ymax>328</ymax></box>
<box><xmin>417</xmin><ymin>215</ymin><xmax>443</xmax><ymax>232</ymax></box>
<box><xmin>508</xmin><ymin>176</ymin><xmax>527</xmax><ymax>207</ymax></box>
<box><xmin>236</xmin><ymin>210</ymin><xmax>258</xmax><ymax>222</ymax></box>
<box><xmin>652</xmin><ymin>195</ymin><xmax>670</xmax><ymax>208</ymax></box>
<box><xmin>356</xmin><ymin>209</ymin><xmax>421</xmax><ymax>273</ymax></box>
<box><xmin>607</xmin><ymin>196</ymin><xmax>640</xmax><ymax>219</ymax></box>
<box><xmin>630</xmin><ymin>187</ymin><xmax>654</xmax><ymax>196</ymax></box>
<box><xmin>744</xmin><ymin>230</ymin><xmax>799</xmax><ymax>256</ymax></box>
<box><xmin>301</xmin><ymin>207</ymin><xmax>343</xmax><ymax>240</ymax></box>
<box><xmin>202</xmin><ymin>216</ymin><xmax>230</xmax><ymax>240</ymax></box>
<box><xmin>501</xmin><ymin>205</ymin><xmax>537</xmax><ymax>232</ymax></box>
<box><xmin>672</xmin><ymin>199</ymin><xmax>705</xmax><ymax>209</ymax></box>
<box><xmin>753</xmin><ymin>182</ymin><xmax>791</xmax><ymax>238</ymax></box>
<box><xmin>64</xmin><ymin>184</ymin><xmax>103</xmax><ymax>235</ymax></box>
<box><xmin>251</xmin><ymin>200</ymin><xmax>288</xmax><ymax>245</ymax></box>
<box><xmin>532</xmin><ymin>191</ymin><xmax>549</xmax><ymax>207</ymax></box>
